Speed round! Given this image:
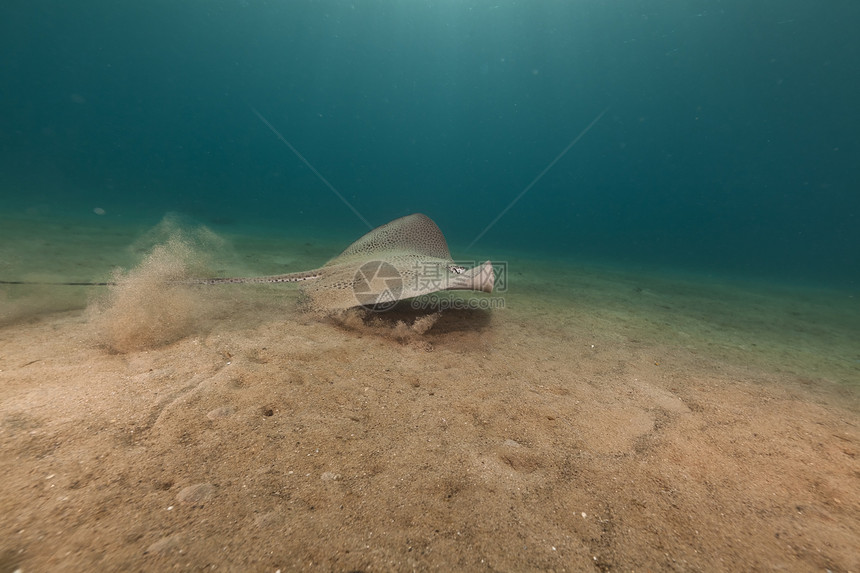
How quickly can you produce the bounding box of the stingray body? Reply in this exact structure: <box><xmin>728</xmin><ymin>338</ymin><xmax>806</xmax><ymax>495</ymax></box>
<box><xmin>197</xmin><ymin>214</ymin><xmax>494</xmax><ymax>311</ymax></box>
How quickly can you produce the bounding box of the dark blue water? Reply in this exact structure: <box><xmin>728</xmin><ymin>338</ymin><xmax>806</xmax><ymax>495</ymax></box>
<box><xmin>2</xmin><ymin>0</ymin><xmax>858</xmax><ymax>287</ymax></box>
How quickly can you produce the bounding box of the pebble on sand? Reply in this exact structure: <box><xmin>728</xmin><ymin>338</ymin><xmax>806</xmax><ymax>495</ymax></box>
<box><xmin>206</xmin><ymin>406</ymin><xmax>237</xmax><ymax>420</ymax></box>
<box><xmin>145</xmin><ymin>533</ymin><xmax>183</xmax><ymax>555</ymax></box>
<box><xmin>177</xmin><ymin>483</ymin><xmax>215</xmax><ymax>505</ymax></box>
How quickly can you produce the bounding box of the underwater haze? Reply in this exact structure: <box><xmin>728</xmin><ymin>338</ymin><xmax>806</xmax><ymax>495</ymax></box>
<box><xmin>1</xmin><ymin>0</ymin><xmax>859</xmax><ymax>287</ymax></box>
<box><xmin>3</xmin><ymin>3</ymin><xmax>860</xmax><ymax>571</ymax></box>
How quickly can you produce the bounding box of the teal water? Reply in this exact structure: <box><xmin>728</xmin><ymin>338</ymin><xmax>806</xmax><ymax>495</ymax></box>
<box><xmin>1</xmin><ymin>1</ymin><xmax>859</xmax><ymax>288</ymax></box>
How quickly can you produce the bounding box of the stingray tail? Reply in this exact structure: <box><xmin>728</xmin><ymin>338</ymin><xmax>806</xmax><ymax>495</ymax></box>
<box><xmin>0</xmin><ymin>279</ymin><xmax>116</xmax><ymax>286</ymax></box>
<box><xmin>189</xmin><ymin>269</ymin><xmax>323</xmax><ymax>285</ymax></box>
<box><xmin>0</xmin><ymin>269</ymin><xmax>324</xmax><ymax>287</ymax></box>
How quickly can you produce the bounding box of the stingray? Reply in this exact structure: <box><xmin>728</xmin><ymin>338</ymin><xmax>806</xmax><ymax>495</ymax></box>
<box><xmin>196</xmin><ymin>213</ymin><xmax>494</xmax><ymax>311</ymax></box>
<box><xmin>1</xmin><ymin>213</ymin><xmax>494</xmax><ymax>312</ymax></box>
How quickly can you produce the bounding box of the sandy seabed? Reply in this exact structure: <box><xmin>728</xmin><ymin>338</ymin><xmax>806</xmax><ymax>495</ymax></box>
<box><xmin>1</xmin><ymin>214</ymin><xmax>858</xmax><ymax>572</ymax></box>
